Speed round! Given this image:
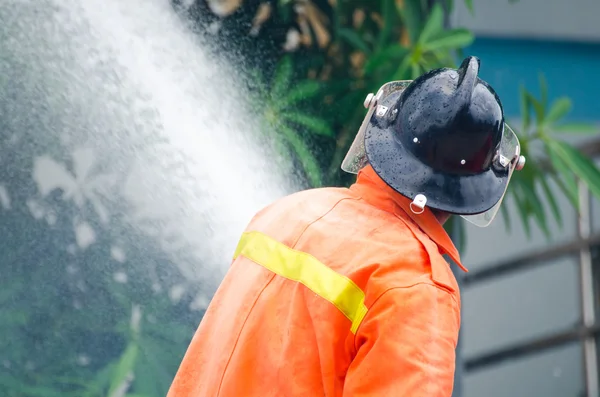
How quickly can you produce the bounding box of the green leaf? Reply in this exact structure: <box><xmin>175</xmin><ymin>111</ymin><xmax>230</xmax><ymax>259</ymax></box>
<box><xmin>539</xmin><ymin>175</ymin><xmax>563</xmax><ymax>227</ymax></box>
<box><xmin>108</xmin><ymin>343</ymin><xmax>139</xmax><ymax>397</ymax></box>
<box><xmin>519</xmin><ymin>84</ymin><xmax>531</xmax><ymax>131</ymax></box>
<box><xmin>364</xmin><ymin>44</ymin><xmax>409</xmax><ymax>74</ymax></box>
<box><xmin>526</xmin><ymin>92</ymin><xmax>545</xmax><ymax>125</ymax></box>
<box><xmin>392</xmin><ymin>54</ymin><xmax>413</xmax><ymax>80</ymax></box>
<box><xmin>266</xmin><ymin>125</ymin><xmax>296</xmax><ymax>174</ymax></box>
<box><xmin>423</xmin><ymin>29</ymin><xmax>475</xmax><ymax>51</ymax></box>
<box><xmin>545</xmin><ymin>97</ymin><xmax>572</xmax><ymax>125</ymax></box>
<box><xmin>546</xmin><ymin>143</ymin><xmax>580</xmax><ymax>210</ymax></box>
<box><xmin>553</xmin><ymin>173</ymin><xmax>580</xmax><ymax>210</ymax></box>
<box><xmin>145</xmin><ymin>320</ymin><xmax>194</xmax><ymax>344</ymax></box>
<box><xmin>377</xmin><ymin>0</ymin><xmax>396</xmax><ymax>49</ymax></box>
<box><xmin>547</xmin><ymin>140</ymin><xmax>600</xmax><ymax>200</ymax></box>
<box><xmin>279</xmin><ymin>124</ymin><xmax>322</xmax><ymax>187</ymax></box>
<box><xmin>552</xmin><ymin>123</ymin><xmax>598</xmax><ymax>134</ymax></box>
<box><xmin>338</xmin><ymin>28</ymin><xmax>370</xmax><ymax>54</ymax></box>
<box><xmin>0</xmin><ymin>375</ymin><xmax>65</xmax><ymax>397</ymax></box>
<box><xmin>246</xmin><ymin>69</ymin><xmax>267</xmax><ymax>98</ymax></box>
<box><xmin>464</xmin><ymin>0</ymin><xmax>474</xmax><ymax>14</ymax></box>
<box><xmin>512</xmin><ymin>184</ymin><xmax>532</xmax><ymax>237</ymax></box>
<box><xmin>417</xmin><ymin>3</ymin><xmax>444</xmax><ymax>45</ymax></box>
<box><xmin>82</xmin><ymin>362</ymin><xmax>117</xmax><ymax>397</ymax></box>
<box><xmin>515</xmin><ymin>161</ymin><xmax>551</xmax><ymax>237</ymax></box>
<box><xmin>398</xmin><ymin>0</ymin><xmax>424</xmax><ymax>44</ymax></box>
<box><xmin>523</xmin><ymin>180</ymin><xmax>550</xmax><ymax>237</ymax></box>
<box><xmin>271</xmin><ymin>56</ymin><xmax>293</xmax><ymax>101</ymax></box>
<box><xmin>538</xmin><ymin>73</ymin><xmax>548</xmax><ymax>109</ymax></box>
<box><xmin>282</xmin><ymin>80</ymin><xmax>322</xmax><ymax>107</ymax></box>
<box><xmin>283</xmin><ymin>112</ymin><xmax>334</xmax><ymax>137</ymax></box>
<box><xmin>134</xmin><ymin>338</ymin><xmax>174</xmax><ymax>396</ymax></box>
<box><xmin>411</xmin><ymin>62</ymin><xmax>420</xmax><ymax>79</ymax></box>
<box><xmin>420</xmin><ymin>51</ymin><xmax>438</xmax><ymax>70</ymax></box>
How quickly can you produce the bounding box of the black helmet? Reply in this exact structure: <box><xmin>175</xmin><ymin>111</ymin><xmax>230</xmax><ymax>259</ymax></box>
<box><xmin>342</xmin><ymin>56</ymin><xmax>526</xmax><ymax>227</ymax></box>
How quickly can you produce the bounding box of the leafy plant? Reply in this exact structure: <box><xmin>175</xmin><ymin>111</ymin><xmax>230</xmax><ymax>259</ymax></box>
<box><xmin>354</xmin><ymin>2</ymin><xmax>475</xmax><ymax>81</ymax></box>
<box><xmin>505</xmin><ymin>75</ymin><xmax>600</xmax><ymax>237</ymax></box>
<box><xmin>249</xmin><ymin>56</ymin><xmax>333</xmax><ymax>187</ymax></box>
<box><xmin>230</xmin><ymin>0</ymin><xmax>600</xmax><ymax>245</ymax></box>
<box><xmin>319</xmin><ymin>0</ymin><xmax>480</xmax><ymax>185</ymax></box>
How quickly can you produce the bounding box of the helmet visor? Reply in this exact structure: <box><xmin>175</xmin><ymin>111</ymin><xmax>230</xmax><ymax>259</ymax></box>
<box><xmin>341</xmin><ymin>81</ymin><xmax>412</xmax><ymax>174</ymax></box>
<box><xmin>460</xmin><ymin>123</ymin><xmax>521</xmax><ymax>228</ymax></box>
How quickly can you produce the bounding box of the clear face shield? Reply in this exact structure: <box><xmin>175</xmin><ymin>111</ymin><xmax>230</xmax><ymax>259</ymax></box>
<box><xmin>341</xmin><ymin>80</ymin><xmax>525</xmax><ymax>228</ymax></box>
<box><xmin>460</xmin><ymin>124</ymin><xmax>522</xmax><ymax>227</ymax></box>
<box><xmin>342</xmin><ymin>81</ymin><xmax>412</xmax><ymax>174</ymax></box>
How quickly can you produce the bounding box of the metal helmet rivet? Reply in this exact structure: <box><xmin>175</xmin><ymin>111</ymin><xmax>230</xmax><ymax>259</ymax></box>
<box><xmin>516</xmin><ymin>155</ymin><xmax>526</xmax><ymax>171</ymax></box>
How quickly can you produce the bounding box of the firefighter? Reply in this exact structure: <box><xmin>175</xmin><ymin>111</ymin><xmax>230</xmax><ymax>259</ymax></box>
<box><xmin>168</xmin><ymin>56</ymin><xmax>526</xmax><ymax>397</ymax></box>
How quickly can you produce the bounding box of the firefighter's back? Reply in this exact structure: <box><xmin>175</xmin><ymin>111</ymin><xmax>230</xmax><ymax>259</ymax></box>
<box><xmin>168</xmin><ymin>184</ymin><xmax>443</xmax><ymax>397</ymax></box>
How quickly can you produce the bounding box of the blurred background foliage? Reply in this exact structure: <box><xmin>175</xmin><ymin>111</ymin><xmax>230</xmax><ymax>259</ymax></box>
<box><xmin>1</xmin><ymin>0</ymin><xmax>599</xmax><ymax>395</ymax></box>
<box><xmin>175</xmin><ymin>0</ymin><xmax>600</xmax><ymax>243</ymax></box>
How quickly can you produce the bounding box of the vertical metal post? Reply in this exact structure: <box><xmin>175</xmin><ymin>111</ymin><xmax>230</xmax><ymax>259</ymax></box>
<box><xmin>577</xmin><ymin>180</ymin><xmax>599</xmax><ymax>397</ymax></box>
<box><xmin>449</xmin><ymin>218</ymin><xmax>464</xmax><ymax>397</ymax></box>
<box><xmin>449</xmin><ymin>255</ymin><xmax>463</xmax><ymax>397</ymax></box>
<box><xmin>451</xmin><ymin>267</ymin><xmax>463</xmax><ymax>397</ymax></box>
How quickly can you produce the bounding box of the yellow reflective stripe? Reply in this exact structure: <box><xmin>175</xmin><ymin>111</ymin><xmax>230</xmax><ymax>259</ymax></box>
<box><xmin>233</xmin><ymin>231</ymin><xmax>368</xmax><ymax>334</ymax></box>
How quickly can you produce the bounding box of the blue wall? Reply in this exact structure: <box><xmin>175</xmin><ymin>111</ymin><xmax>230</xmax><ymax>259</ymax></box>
<box><xmin>462</xmin><ymin>37</ymin><xmax>600</xmax><ymax>122</ymax></box>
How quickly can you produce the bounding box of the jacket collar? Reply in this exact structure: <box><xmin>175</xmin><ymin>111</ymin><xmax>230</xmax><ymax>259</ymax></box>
<box><xmin>349</xmin><ymin>165</ymin><xmax>467</xmax><ymax>272</ymax></box>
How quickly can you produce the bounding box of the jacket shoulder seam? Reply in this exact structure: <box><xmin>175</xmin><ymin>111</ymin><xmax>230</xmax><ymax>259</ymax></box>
<box><xmin>290</xmin><ymin>195</ymin><xmax>359</xmax><ymax>249</ymax></box>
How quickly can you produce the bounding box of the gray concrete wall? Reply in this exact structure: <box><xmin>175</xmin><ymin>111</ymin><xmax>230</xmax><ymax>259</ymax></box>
<box><xmin>451</xmin><ymin>0</ymin><xmax>600</xmax><ymax>42</ymax></box>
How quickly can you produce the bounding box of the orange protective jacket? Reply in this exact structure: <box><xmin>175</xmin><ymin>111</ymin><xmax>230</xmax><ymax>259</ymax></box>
<box><xmin>168</xmin><ymin>165</ymin><xmax>467</xmax><ymax>397</ymax></box>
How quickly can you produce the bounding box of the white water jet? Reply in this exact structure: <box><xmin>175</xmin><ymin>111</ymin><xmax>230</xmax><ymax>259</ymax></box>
<box><xmin>0</xmin><ymin>0</ymin><xmax>293</xmax><ymax>300</ymax></box>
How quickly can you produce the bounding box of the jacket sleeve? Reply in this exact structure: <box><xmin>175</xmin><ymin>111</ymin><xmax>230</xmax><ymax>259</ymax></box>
<box><xmin>343</xmin><ymin>283</ymin><xmax>460</xmax><ymax>397</ymax></box>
